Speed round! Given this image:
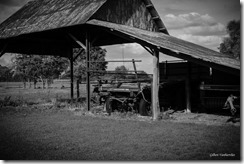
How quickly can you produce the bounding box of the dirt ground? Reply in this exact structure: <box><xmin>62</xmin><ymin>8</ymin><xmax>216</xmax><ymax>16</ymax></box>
<box><xmin>68</xmin><ymin>104</ymin><xmax>241</xmax><ymax>127</ymax></box>
<box><xmin>169</xmin><ymin>112</ymin><xmax>240</xmax><ymax>126</ymax></box>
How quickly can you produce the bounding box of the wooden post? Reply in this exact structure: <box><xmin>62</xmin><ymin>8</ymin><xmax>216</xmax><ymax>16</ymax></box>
<box><xmin>86</xmin><ymin>32</ymin><xmax>91</xmax><ymax>111</ymax></box>
<box><xmin>200</xmin><ymin>81</ymin><xmax>205</xmax><ymax>113</ymax></box>
<box><xmin>77</xmin><ymin>79</ymin><xmax>80</xmax><ymax>99</ymax></box>
<box><xmin>70</xmin><ymin>49</ymin><xmax>74</xmax><ymax>100</ymax></box>
<box><xmin>185</xmin><ymin>62</ymin><xmax>191</xmax><ymax>113</ymax></box>
<box><xmin>152</xmin><ymin>49</ymin><xmax>160</xmax><ymax>120</ymax></box>
<box><xmin>132</xmin><ymin>59</ymin><xmax>141</xmax><ymax>91</ymax></box>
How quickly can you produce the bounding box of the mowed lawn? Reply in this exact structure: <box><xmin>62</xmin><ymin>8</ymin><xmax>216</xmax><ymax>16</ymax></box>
<box><xmin>0</xmin><ymin>109</ymin><xmax>240</xmax><ymax>160</ymax></box>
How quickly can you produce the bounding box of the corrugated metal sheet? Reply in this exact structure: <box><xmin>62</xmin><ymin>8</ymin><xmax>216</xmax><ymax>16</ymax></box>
<box><xmin>0</xmin><ymin>0</ymin><xmax>107</xmax><ymax>38</ymax></box>
<box><xmin>87</xmin><ymin>19</ymin><xmax>240</xmax><ymax>71</ymax></box>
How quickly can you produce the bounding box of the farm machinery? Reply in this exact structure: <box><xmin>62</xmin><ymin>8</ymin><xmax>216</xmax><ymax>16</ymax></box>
<box><xmin>92</xmin><ymin>80</ymin><xmax>152</xmax><ymax>116</ymax></box>
<box><xmin>90</xmin><ymin>60</ymin><xmax>182</xmax><ymax>116</ymax></box>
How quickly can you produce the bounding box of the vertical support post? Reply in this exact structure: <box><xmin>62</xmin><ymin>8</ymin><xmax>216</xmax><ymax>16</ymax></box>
<box><xmin>200</xmin><ymin>82</ymin><xmax>205</xmax><ymax>113</ymax></box>
<box><xmin>152</xmin><ymin>49</ymin><xmax>160</xmax><ymax>120</ymax></box>
<box><xmin>86</xmin><ymin>32</ymin><xmax>91</xmax><ymax>111</ymax></box>
<box><xmin>77</xmin><ymin>79</ymin><xmax>80</xmax><ymax>99</ymax></box>
<box><xmin>185</xmin><ymin>62</ymin><xmax>191</xmax><ymax>113</ymax></box>
<box><xmin>70</xmin><ymin>49</ymin><xmax>74</xmax><ymax>100</ymax></box>
<box><xmin>132</xmin><ymin>59</ymin><xmax>141</xmax><ymax>91</ymax></box>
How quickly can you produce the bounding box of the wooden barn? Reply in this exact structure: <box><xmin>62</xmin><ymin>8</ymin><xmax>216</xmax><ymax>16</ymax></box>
<box><xmin>0</xmin><ymin>0</ymin><xmax>240</xmax><ymax>119</ymax></box>
<box><xmin>159</xmin><ymin>60</ymin><xmax>240</xmax><ymax>114</ymax></box>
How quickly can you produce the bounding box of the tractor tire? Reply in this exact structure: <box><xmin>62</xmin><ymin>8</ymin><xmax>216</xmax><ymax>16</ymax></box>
<box><xmin>139</xmin><ymin>98</ymin><xmax>151</xmax><ymax>116</ymax></box>
<box><xmin>105</xmin><ymin>98</ymin><xmax>113</xmax><ymax>115</ymax></box>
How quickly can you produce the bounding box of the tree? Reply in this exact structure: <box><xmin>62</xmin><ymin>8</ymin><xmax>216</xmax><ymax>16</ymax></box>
<box><xmin>113</xmin><ymin>65</ymin><xmax>129</xmax><ymax>79</ymax></box>
<box><xmin>0</xmin><ymin>65</ymin><xmax>13</xmax><ymax>82</ymax></box>
<box><xmin>137</xmin><ymin>70</ymin><xmax>150</xmax><ymax>79</ymax></box>
<box><xmin>12</xmin><ymin>54</ymin><xmax>69</xmax><ymax>89</ymax></box>
<box><xmin>219</xmin><ymin>20</ymin><xmax>240</xmax><ymax>59</ymax></box>
<box><xmin>12</xmin><ymin>54</ymin><xmax>34</xmax><ymax>88</ymax></box>
<box><xmin>63</xmin><ymin>47</ymin><xmax>108</xmax><ymax>81</ymax></box>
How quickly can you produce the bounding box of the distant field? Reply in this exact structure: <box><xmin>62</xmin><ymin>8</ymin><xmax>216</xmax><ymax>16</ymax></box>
<box><xmin>0</xmin><ymin>81</ymin><xmax>91</xmax><ymax>102</ymax></box>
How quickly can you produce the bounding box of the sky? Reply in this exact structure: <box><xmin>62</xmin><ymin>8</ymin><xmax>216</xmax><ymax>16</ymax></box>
<box><xmin>0</xmin><ymin>0</ymin><xmax>241</xmax><ymax>74</ymax></box>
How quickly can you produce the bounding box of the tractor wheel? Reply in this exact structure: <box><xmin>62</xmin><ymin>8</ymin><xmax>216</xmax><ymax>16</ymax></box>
<box><xmin>139</xmin><ymin>98</ymin><xmax>151</xmax><ymax>116</ymax></box>
<box><xmin>105</xmin><ymin>98</ymin><xmax>113</xmax><ymax>115</ymax></box>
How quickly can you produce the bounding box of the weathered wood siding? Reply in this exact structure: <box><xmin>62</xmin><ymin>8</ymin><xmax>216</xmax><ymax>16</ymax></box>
<box><xmin>91</xmin><ymin>0</ymin><xmax>157</xmax><ymax>31</ymax></box>
<box><xmin>159</xmin><ymin>62</ymin><xmax>211</xmax><ymax>81</ymax></box>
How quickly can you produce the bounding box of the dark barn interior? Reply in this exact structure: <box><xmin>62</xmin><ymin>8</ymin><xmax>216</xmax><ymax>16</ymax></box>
<box><xmin>159</xmin><ymin>60</ymin><xmax>240</xmax><ymax>115</ymax></box>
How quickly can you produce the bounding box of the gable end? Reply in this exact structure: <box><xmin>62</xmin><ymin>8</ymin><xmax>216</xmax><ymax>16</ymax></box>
<box><xmin>91</xmin><ymin>0</ymin><xmax>159</xmax><ymax>32</ymax></box>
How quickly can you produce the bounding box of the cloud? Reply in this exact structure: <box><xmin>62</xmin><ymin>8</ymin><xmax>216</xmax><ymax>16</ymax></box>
<box><xmin>163</xmin><ymin>12</ymin><xmax>226</xmax><ymax>51</ymax></box>
<box><xmin>121</xmin><ymin>43</ymin><xmax>145</xmax><ymax>55</ymax></box>
<box><xmin>165</xmin><ymin>13</ymin><xmax>215</xmax><ymax>29</ymax></box>
<box><xmin>0</xmin><ymin>0</ymin><xmax>31</xmax><ymax>23</ymax></box>
<box><xmin>0</xmin><ymin>5</ymin><xmax>19</xmax><ymax>23</ymax></box>
<box><xmin>0</xmin><ymin>57</ymin><xmax>7</xmax><ymax>66</ymax></box>
<box><xmin>0</xmin><ymin>0</ymin><xmax>29</xmax><ymax>7</ymax></box>
<box><xmin>164</xmin><ymin>12</ymin><xmax>225</xmax><ymax>36</ymax></box>
<box><xmin>175</xmin><ymin>34</ymin><xmax>222</xmax><ymax>51</ymax></box>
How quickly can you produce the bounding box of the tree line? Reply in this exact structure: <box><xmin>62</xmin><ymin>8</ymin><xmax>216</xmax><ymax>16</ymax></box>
<box><xmin>0</xmin><ymin>47</ymin><xmax>149</xmax><ymax>88</ymax></box>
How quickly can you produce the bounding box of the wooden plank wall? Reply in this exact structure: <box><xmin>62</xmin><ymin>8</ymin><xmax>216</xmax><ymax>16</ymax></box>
<box><xmin>91</xmin><ymin>0</ymin><xmax>158</xmax><ymax>31</ymax></box>
<box><xmin>159</xmin><ymin>62</ymin><xmax>210</xmax><ymax>81</ymax></box>
<box><xmin>211</xmin><ymin>69</ymin><xmax>240</xmax><ymax>85</ymax></box>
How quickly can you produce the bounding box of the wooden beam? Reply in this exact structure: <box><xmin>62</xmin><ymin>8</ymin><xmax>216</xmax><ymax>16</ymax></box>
<box><xmin>0</xmin><ymin>42</ymin><xmax>8</xmax><ymax>57</ymax></box>
<box><xmin>132</xmin><ymin>59</ymin><xmax>141</xmax><ymax>91</ymax></box>
<box><xmin>86</xmin><ymin>32</ymin><xmax>91</xmax><ymax>111</ymax></box>
<box><xmin>141</xmin><ymin>45</ymin><xmax>153</xmax><ymax>55</ymax></box>
<box><xmin>87</xmin><ymin>60</ymin><xmax>142</xmax><ymax>63</ymax></box>
<box><xmin>185</xmin><ymin>62</ymin><xmax>191</xmax><ymax>113</ymax></box>
<box><xmin>77</xmin><ymin>79</ymin><xmax>80</xmax><ymax>99</ymax></box>
<box><xmin>68</xmin><ymin>33</ymin><xmax>86</xmax><ymax>50</ymax></box>
<box><xmin>158</xmin><ymin>27</ymin><xmax>167</xmax><ymax>32</ymax></box>
<box><xmin>0</xmin><ymin>49</ymin><xmax>5</xmax><ymax>58</ymax></box>
<box><xmin>145</xmin><ymin>4</ymin><xmax>153</xmax><ymax>8</ymax></box>
<box><xmin>152</xmin><ymin>16</ymin><xmax>160</xmax><ymax>20</ymax></box>
<box><xmin>152</xmin><ymin>49</ymin><xmax>160</xmax><ymax>120</ymax></box>
<box><xmin>70</xmin><ymin>49</ymin><xmax>74</xmax><ymax>100</ymax></box>
<box><xmin>87</xmin><ymin>70</ymin><xmax>145</xmax><ymax>74</ymax></box>
<box><xmin>73</xmin><ymin>48</ymin><xmax>85</xmax><ymax>61</ymax></box>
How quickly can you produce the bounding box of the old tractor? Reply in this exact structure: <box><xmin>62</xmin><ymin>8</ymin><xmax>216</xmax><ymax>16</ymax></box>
<box><xmin>92</xmin><ymin>80</ymin><xmax>152</xmax><ymax>116</ymax></box>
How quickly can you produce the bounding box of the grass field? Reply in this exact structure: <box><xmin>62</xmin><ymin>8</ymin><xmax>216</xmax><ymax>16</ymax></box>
<box><xmin>0</xmin><ymin>81</ymin><xmax>89</xmax><ymax>103</ymax></box>
<box><xmin>0</xmin><ymin>108</ymin><xmax>240</xmax><ymax>160</ymax></box>
<box><xmin>0</xmin><ymin>82</ymin><xmax>241</xmax><ymax>160</ymax></box>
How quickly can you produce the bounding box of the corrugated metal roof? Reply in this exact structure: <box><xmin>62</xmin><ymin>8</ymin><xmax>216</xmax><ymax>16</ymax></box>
<box><xmin>87</xmin><ymin>19</ymin><xmax>240</xmax><ymax>71</ymax></box>
<box><xmin>0</xmin><ymin>0</ymin><xmax>107</xmax><ymax>38</ymax></box>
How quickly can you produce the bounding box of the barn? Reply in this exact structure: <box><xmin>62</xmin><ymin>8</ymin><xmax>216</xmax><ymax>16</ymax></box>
<box><xmin>0</xmin><ymin>0</ymin><xmax>240</xmax><ymax>119</ymax></box>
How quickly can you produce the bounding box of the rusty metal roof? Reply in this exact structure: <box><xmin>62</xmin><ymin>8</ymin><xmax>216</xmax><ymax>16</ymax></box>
<box><xmin>0</xmin><ymin>0</ymin><xmax>107</xmax><ymax>38</ymax></box>
<box><xmin>87</xmin><ymin>19</ymin><xmax>240</xmax><ymax>73</ymax></box>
